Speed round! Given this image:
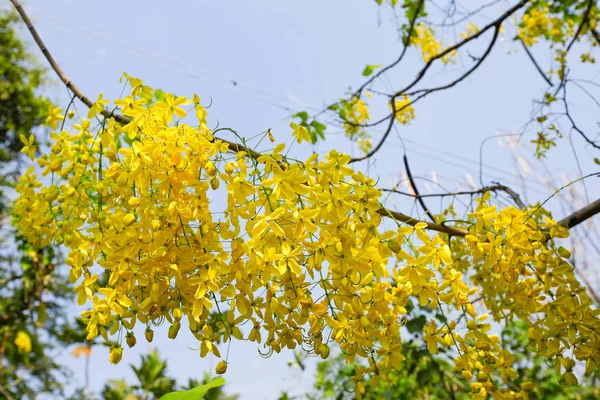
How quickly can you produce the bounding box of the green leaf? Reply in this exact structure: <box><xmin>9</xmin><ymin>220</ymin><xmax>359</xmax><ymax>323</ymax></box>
<box><xmin>159</xmin><ymin>377</ymin><xmax>226</xmax><ymax>400</ymax></box>
<box><xmin>311</xmin><ymin>120</ymin><xmax>327</xmax><ymax>140</ymax></box>
<box><xmin>405</xmin><ymin>315</ymin><xmax>427</xmax><ymax>333</ymax></box>
<box><xmin>154</xmin><ymin>89</ymin><xmax>167</xmax><ymax>102</ymax></box>
<box><xmin>292</xmin><ymin>111</ymin><xmax>309</xmax><ymax>122</ymax></box>
<box><xmin>362</xmin><ymin>64</ymin><xmax>382</xmax><ymax>77</ymax></box>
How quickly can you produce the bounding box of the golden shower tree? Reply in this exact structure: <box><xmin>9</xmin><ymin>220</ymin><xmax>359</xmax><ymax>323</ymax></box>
<box><xmin>8</xmin><ymin>0</ymin><xmax>600</xmax><ymax>398</ymax></box>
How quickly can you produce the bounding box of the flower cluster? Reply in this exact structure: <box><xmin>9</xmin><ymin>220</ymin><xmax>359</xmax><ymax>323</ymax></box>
<box><xmin>13</xmin><ymin>77</ymin><xmax>599</xmax><ymax>399</ymax></box>
<box><xmin>340</xmin><ymin>95</ymin><xmax>372</xmax><ymax>153</ymax></box>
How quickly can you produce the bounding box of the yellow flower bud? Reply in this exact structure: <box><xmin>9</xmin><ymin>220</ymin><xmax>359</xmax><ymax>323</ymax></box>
<box><xmin>319</xmin><ymin>344</ymin><xmax>330</xmax><ymax>359</ymax></box>
<box><xmin>520</xmin><ymin>382</ymin><xmax>535</xmax><ymax>392</ymax></box>
<box><xmin>388</xmin><ymin>241</ymin><xmax>401</xmax><ymax>254</ymax></box>
<box><xmin>126</xmin><ymin>333</ymin><xmax>136</xmax><ymax>348</ymax></box>
<box><xmin>145</xmin><ymin>328</ymin><xmax>154</xmax><ymax>343</ymax></box>
<box><xmin>109</xmin><ymin>347</ymin><xmax>123</xmax><ymax>364</ymax></box>
<box><xmin>168</xmin><ymin>321</ymin><xmax>181</xmax><ymax>339</ymax></box>
<box><xmin>462</xmin><ymin>370</ymin><xmax>473</xmax><ymax>380</ymax></box>
<box><xmin>215</xmin><ymin>360</ymin><xmax>228</xmax><ymax>375</ymax></box>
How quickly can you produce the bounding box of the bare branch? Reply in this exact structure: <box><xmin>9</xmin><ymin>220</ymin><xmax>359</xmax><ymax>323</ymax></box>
<box><xmin>311</xmin><ymin>0</ymin><xmax>425</xmax><ymax>121</ymax></box>
<box><xmin>566</xmin><ymin>0</ymin><xmax>595</xmax><ymax>54</ymax></box>
<box><xmin>355</xmin><ymin>0</ymin><xmax>425</xmax><ymax>95</ymax></box>
<box><xmin>562</xmin><ymin>84</ymin><xmax>600</xmax><ymax>150</ymax></box>
<box><xmin>403</xmin><ymin>154</ymin><xmax>436</xmax><ymax>222</ymax></box>
<box><xmin>350</xmin><ymin>23</ymin><xmax>501</xmax><ymax>163</ymax></box>
<box><xmin>382</xmin><ymin>184</ymin><xmax>526</xmax><ymax>210</ymax></box>
<box><xmin>519</xmin><ymin>36</ymin><xmax>552</xmax><ymax>86</ymax></box>
<box><xmin>393</xmin><ymin>0</ymin><xmax>529</xmax><ymax>97</ymax></box>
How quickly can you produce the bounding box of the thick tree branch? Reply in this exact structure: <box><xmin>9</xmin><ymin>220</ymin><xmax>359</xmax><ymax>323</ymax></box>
<box><xmin>557</xmin><ymin>197</ymin><xmax>600</xmax><ymax>230</ymax></box>
<box><xmin>12</xmin><ymin>0</ymin><xmax>600</xmax><ymax>240</ymax></box>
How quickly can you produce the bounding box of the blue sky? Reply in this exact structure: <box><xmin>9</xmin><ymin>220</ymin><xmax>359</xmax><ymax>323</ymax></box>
<box><xmin>15</xmin><ymin>0</ymin><xmax>600</xmax><ymax>398</ymax></box>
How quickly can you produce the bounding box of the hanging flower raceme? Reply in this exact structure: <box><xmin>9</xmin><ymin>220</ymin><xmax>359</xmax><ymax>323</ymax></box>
<box><xmin>12</xmin><ymin>75</ymin><xmax>600</xmax><ymax>399</ymax></box>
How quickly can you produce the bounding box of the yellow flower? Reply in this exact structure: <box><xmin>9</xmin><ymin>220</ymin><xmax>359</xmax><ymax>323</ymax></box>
<box><xmin>45</xmin><ymin>105</ymin><xmax>64</xmax><ymax>129</ymax></box>
<box><xmin>290</xmin><ymin>122</ymin><xmax>311</xmax><ymax>143</ymax></box>
<box><xmin>14</xmin><ymin>331</ymin><xmax>32</xmax><ymax>353</ymax></box>
<box><xmin>154</xmin><ymin>94</ymin><xmax>189</xmax><ymax>121</ymax></box>
<box><xmin>19</xmin><ymin>134</ymin><xmax>36</xmax><ymax>161</ymax></box>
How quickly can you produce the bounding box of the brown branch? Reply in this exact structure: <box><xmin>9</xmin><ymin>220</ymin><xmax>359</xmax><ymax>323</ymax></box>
<box><xmin>403</xmin><ymin>154</ymin><xmax>436</xmax><ymax>222</ymax></box>
<box><xmin>12</xmin><ymin>0</ymin><xmax>600</xmax><ymax>240</ymax></box>
<box><xmin>377</xmin><ymin>208</ymin><xmax>468</xmax><ymax>237</ymax></box>
<box><xmin>9</xmin><ymin>0</ymin><xmax>259</xmax><ymax>161</ymax></box>
<box><xmin>404</xmin><ymin>24</ymin><xmax>501</xmax><ymax>97</ymax></box>
<box><xmin>592</xmin><ymin>29</ymin><xmax>600</xmax><ymax>45</ymax></box>
<box><xmin>557</xmin><ymin>197</ymin><xmax>600</xmax><ymax>230</ymax></box>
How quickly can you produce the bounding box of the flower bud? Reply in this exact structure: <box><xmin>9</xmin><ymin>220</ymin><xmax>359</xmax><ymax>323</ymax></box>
<box><xmin>168</xmin><ymin>321</ymin><xmax>181</xmax><ymax>339</ymax></box>
<box><xmin>319</xmin><ymin>344</ymin><xmax>330</xmax><ymax>359</ymax></box>
<box><xmin>109</xmin><ymin>346</ymin><xmax>123</xmax><ymax>364</ymax></box>
<box><xmin>126</xmin><ymin>332</ymin><xmax>136</xmax><ymax>348</ymax></box>
<box><xmin>215</xmin><ymin>360</ymin><xmax>228</xmax><ymax>375</ymax></box>
<box><xmin>145</xmin><ymin>328</ymin><xmax>154</xmax><ymax>343</ymax></box>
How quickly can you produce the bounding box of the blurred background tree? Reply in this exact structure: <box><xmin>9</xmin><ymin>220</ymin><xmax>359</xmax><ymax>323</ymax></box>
<box><xmin>0</xmin><ymin>10</ymin><xmax>91</xmax><ymax>399</ymax></box>
<box><xmin>101</xmin><ymin>350</ymin><xmax>238</xmax><ymax>400</ymax></box>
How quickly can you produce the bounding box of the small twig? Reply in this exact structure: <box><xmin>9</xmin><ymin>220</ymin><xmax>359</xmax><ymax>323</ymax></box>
<box><xmin>562</xmin><ymin>84</ymin><xmax>600</xmax><ymax>150</ymax></box>
<box><xmin>403</xmin><ymin>154</ymin><xmax>436</xmax><ymax>222</ymax></box>
<box><xmin>0</xmin><ymin>383</ymin><xmax>15</xmax><ymax>400</ymax></box>
<box><xmin>382</xmin><ymin>183</ymin><xmax>526</xmax><ymax>210</ymax></box>
<box><xmin>565</xmin><ymin>0</ymin><xmax>595</xmax><ymax>54</ymax></box>
<box><xmin>519</xmin><ymin>36</ymin><xmax>552</xmax><ymax>86</ymax></box>
<box><xmin>350</xmin><ymin>23</ymin><xmax>502</xmax><ymax>162</ymax></box>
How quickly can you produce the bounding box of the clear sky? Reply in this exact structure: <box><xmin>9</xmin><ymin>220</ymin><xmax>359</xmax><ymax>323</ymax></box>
<box><xmin>16</xmin><ymin>0</ymin><xmax>600</xmax><ymax>398</ymax></box>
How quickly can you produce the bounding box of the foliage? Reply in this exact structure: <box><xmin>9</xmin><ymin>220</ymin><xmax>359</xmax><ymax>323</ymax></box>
<box><xmin>0</xmin><ymin>11</ymin><xmax>51</xmax><ymax>160</ymax></box>
<box><xmin>0</xmin><ymin>9</ymin><xmax>89</xmax><ymax>400</ymax></box>
<box><xmin>101</xmin><ymin>350</ymin><xmax>236</xmax><ymax>400</ymax></box>
<box><xmin>291</xmin><ymin>320</ymin><xmax>599</xmax><ymax>399</ymax></box>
